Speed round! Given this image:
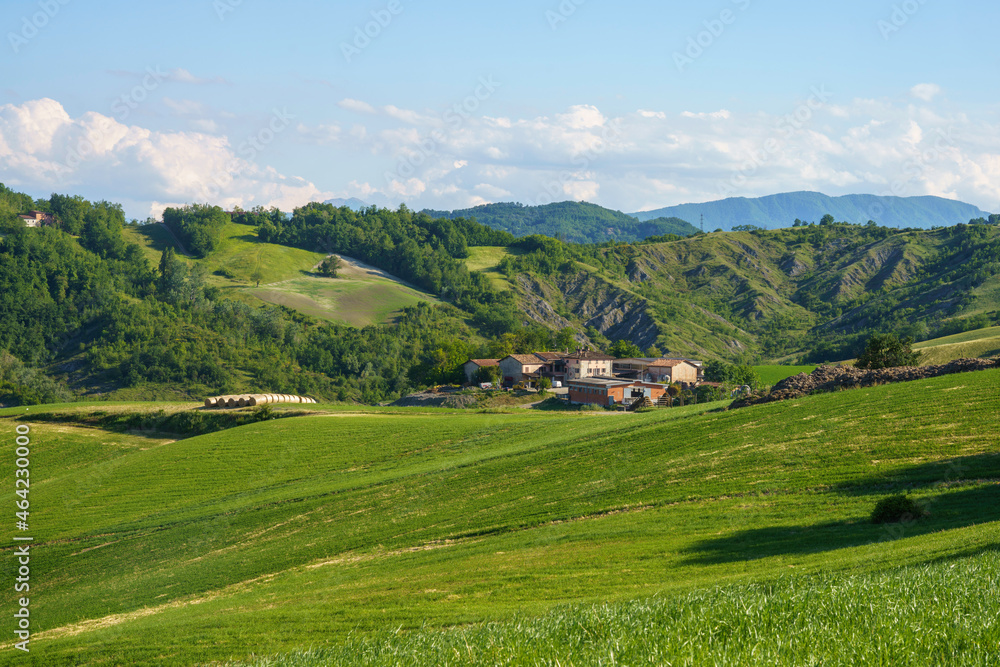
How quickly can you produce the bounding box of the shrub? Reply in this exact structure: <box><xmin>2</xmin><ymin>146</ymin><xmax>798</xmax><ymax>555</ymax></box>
<box><xmin>856</xmin><ymin>333</ymin><xmax>921</xmax><ymax>369</ymax></box>
<box><xmin>870</xmin><ymin>494</ymin><xmax>926</xmax><ymax>524</ymax></box>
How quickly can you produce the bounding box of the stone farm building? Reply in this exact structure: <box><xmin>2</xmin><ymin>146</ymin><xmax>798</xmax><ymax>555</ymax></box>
<box><xmin>463</xmin><ymin>359</ymin><xmax>500</xmax><ymax>384</ymax></box>
<box><xmin>498</xmin><ymin>354</ymin><xmax>550</xmax><ymax>386</ymax></box>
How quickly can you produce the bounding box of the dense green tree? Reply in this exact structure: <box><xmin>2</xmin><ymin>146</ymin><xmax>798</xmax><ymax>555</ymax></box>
<box><xmin>608</xmin><ymin>339</ymin><xmax>642</xmax><ymax>359</ymax></box>
<box><xmin>163</xmin><ymin>204</ymin><xmax>230</xmax><ymax>257</ymax></box>
<box><xmin>855</xmin><ymin>333</ymin><xmax>921</xmax><ymax>369</ymax></box>
<box><xmin>317</xmin><ymin>255</ymin><xmax>342</xmax><ymax>277</ymax></box>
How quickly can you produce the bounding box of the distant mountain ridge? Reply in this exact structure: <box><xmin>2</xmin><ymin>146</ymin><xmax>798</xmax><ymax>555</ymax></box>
<box><xmin>632</xmin><ymin>192</ymin><xmax>991</xmax><ymax>231</ymax></box>
<box><xmin>422</xmin><ymin>201</ymin><xmax>698</xmax><ymax>244</ymax></box>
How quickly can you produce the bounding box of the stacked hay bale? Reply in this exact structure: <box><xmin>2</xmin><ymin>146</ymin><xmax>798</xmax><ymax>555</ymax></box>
<box><xmin>204</xmin><ymin>394</ymin><xmax>317</xmax><ymax>409</ymax></box>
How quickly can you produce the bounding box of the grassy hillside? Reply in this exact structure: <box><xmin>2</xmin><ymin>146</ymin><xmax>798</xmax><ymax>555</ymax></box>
<box><xmin>506</xmin><ymin>222</ymin><xmax>1000</xmax><ymax>362</ymax></box>
<box><xmin>914</xmin><ymin>326</ymin><xmax>1000</xmax><ymax>365</ymax></box>
<box><xmin>124</xmin><ymin>222</ymin><xmax>440</xmax><ymax>326</ymax></box>
<box><xmin>4</xmin><ymin>368</ymin><xmax>999</xmax><ymax>665</ymax></box>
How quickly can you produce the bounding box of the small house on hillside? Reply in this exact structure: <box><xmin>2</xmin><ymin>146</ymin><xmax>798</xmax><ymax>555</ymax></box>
<box><xmin>18</xmin><ymin>211</ymin><xmax>56</xmax><ymax>228</ymax></box>
<box><xmin>463</xmin><ymin>358</ymin><xmax>500</xmax><ymax>384</ymax></box>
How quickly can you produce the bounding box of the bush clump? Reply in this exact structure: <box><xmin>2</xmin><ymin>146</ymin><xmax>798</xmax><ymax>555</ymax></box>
<box><xmin>871</xmin><ymin>494</ymin><xmax>926</xmax><ymax>524</ymax></box>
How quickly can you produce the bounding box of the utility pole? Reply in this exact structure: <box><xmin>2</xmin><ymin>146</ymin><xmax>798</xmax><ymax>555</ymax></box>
<box><xmin>700</xmin><ymin>214</ymin><xmax>704</xmax><ymax>233</ymax></box>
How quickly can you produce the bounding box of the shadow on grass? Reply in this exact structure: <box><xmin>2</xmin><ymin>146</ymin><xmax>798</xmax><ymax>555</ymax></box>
<box><xmin>834</xmin><ymin>453</ymin><xmax>1000</xmax><ymax>495</ymax></box>
<box><xmin>682</xmin><ymin>456</ymin><xmax>1000</xmax><ymax>565</ymax></box>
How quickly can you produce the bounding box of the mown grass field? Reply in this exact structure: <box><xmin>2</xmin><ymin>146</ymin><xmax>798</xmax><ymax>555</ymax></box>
<box><xmin>914</xmin><ymin>326</ymin><xmax>1000</xmax><ymax>365</ymax></box>
<box><xmin>1</xmin><ymin>369</ymin><xmax>998</xmax><ymax>665</ymax></box>
<box><xmin>247</xmin><ymin>273</ymin><xmax>438</xmax><ymax>327</ymax></box>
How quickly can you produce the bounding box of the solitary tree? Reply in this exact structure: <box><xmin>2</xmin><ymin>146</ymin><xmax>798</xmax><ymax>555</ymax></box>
<box><xmin>317</xmin><ymin>255</ymin><xmax>342</xmax><ymax>278</ymax></box>
<box><xmin>855</xmin><ymin>333</ymin><xmax>921</xmax><ymax>369</ymax></box>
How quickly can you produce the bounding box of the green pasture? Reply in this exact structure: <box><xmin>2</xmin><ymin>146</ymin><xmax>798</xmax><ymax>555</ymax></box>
<box><xmin>463</xmin><ymin>246</ymin><xmax>513</xmax><ymax>290</ymax></box>
<box><xmin>753</xmin><ymin>364</ymin><xmax>817</xmax><ymax>386</ymax></box>
<box><xmin>228</xmin><ymin>552</ymin><xmax>1000</xmax><ymax>666</ymax></box>
<box><xmin>914</xmin><ymin>326</ymin><xmax>1000</xmax><ymax>365</ymax></box>
<box><xmin>125</xmin><ymin>221</ymin><xmax>325</xmax><ymax>285</ymax></box>
<box><xmin>246</xmin><ymin>274</ymin><xmax>439</xmax><ymax>327</ymax></box>
<box><xmin>1</xmin><ymin>370</ymin><xmax>999</xmax><ymax>665</ymax></box>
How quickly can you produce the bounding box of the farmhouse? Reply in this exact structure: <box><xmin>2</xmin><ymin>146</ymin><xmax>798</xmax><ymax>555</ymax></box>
<box><xmin>564</xmin><ymin>349</ymin><xmax>615</xmax><ymax>380</ymax></box>
<box><xmin>18</xmin><ymin>211</ymin><xmax>56</xmax><ymax>228</ymax></box>
<box><xmin>568</xmin><ymin>378</ymin><xmax>670</xmax><ymax>408</ymax></box>
<box><xmin>463</xmin><ymin>358</ymin><xmax>500</xmax><ymax>384</ymax></box>
<box><xmin>498</xmin><ymin>354</ymin><xmax>548</xmax><ymax>386</ymax></box>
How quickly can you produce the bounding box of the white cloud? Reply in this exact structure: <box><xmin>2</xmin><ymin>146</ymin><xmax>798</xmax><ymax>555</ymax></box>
<box><xmin>162</xmin><ymin>97</ymin><xmax>208</xmax><ymax>115</ymax></box>
<box><xmin>338</xmin><ymin>98</ymin><xmax>377</xmax><ymax>114</ymax></box>
<box><xmin>0</xmin><ymin>98</ymin><xmax>331</xmax><ymax>218</ymax></box>
<box><xmin>310</xmin><ymin>92</ymin><xmax>1000</xmax><ymax>213</ymax></box>
<box><xmin>910</xmin><ymin>83</ymin><xmax>942</xmax><ymax>102</ymax></box>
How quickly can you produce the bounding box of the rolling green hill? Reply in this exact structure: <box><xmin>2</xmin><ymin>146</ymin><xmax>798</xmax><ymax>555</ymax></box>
<box><xmin>4</xmin><ymin>367</ymin><xmax>999</xmax><ymax>665</ymax></box>
<box><xmin>124</xmin><ymin>222</ymin><xmax>441</xmax><ymax>327</ymax></box>
<box><xmin>423</xmin><ymin>201</ymin><xmax>698</xmax><ymax>243</ymax></box>
<box><xmin>499</xmin><ymin>221</ymin><xmax>1000</xmax><ymax>362</ymax></box>
<box><xmin>913</xmin><ymin>326</ymin><xmax>1000</xmax><ymax>365</ymax></box>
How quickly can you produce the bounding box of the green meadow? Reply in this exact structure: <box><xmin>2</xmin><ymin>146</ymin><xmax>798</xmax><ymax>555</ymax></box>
<box><xmin>247</xmin><ymin>274</ymin><xmax>438</xmax><ymax>327</ymax></box>
<box><xmin>124</xmin><ymin>221</ymin><xmax>438</xmax><ymax>326</ymax></box>
<box><xmin>1</xmin><ymin>369</ymin><xmax>998</xmax><ymax>665</ymax></box>
<box><xmin>914</xmin><ymin>326</ymin><xmax>1000</xmax><ymax>365</ymax></box>
<box><xmin>753</xmin><ymin>365</ymin><xmax>817</xmax><ymax>386</ymax></box>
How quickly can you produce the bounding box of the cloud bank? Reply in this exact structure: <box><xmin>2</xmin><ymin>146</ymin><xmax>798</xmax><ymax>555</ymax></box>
<box><xmin>0</xmin><ymin>98</ymin><xmax>331</xmax><ymax>217</ymax></box>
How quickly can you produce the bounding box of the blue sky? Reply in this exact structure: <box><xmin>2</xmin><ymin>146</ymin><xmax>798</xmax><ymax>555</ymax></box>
<box><xmin>1</xmin><ymin>0</ymin><xmax>998</xmax><ymax>218</ymax></box>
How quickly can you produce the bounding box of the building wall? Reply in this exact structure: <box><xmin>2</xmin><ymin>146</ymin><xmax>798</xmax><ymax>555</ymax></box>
<box><xmin>567</xmin><ymin>358</ymin><xmax>613</xmax><ymax>379</ymax></box>
<box><xmin>464</xmin><ymin>362</ymin><xmax>483</xmax><ymax>384</ymax></box>
<box><xmin>648</xmin><ymin>362</ymin><xmax>698</xmax><ymax>384</ymax></box>
<box><xmin>499</xmin><ymin>358</ymin><xmax>543</xmax><ymax>385</ymax></box>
